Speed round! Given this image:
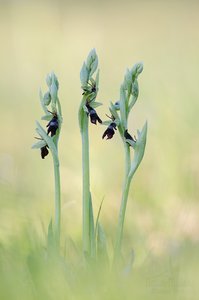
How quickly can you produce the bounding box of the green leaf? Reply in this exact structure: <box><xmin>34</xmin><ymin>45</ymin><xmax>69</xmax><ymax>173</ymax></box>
<box><xmin>95</xmin><ymin>198</ymin><xmax>104</xmax><ymax>239</ymax></box>
<box><xmin>83</xmin><ymin>105</ymin><xmax>89</xmax><ymax>113</ymax></box>
<box><xmin>123</xmin><ymin>250</ymin><xmax>135</xmax><ymax>276</ymax></box>
<box><xmin>129</xmin><ymin>121</ymin><xmax>147</xmax><ymax>179</ymax></box>
<box><xmin>31</xmin><ymin>140</ymin><xmax>46</xmax><ymax>149</ymax></box>
<box><xmin>89</xmin><ymin>192</ymin><xmax>96</xmax><ymax>259</ymax></box>
<box><xmin>47</xmin><ymin>218</ymin><xmax>55</xmax><ymax>252</ymax></box>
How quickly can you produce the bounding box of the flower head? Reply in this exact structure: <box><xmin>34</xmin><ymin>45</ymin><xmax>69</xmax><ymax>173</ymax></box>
<box><xmin>41</xmin><ymin>145</ymin><xmax>49</xmax><ymax>159</ymax></box>
<box><xmin>124</xmin><ymin>129</ymin><xmax>136</xmax><ymax>142</ymax></box>
<box><xmin>86</xmin><ymin>103</ymin><xmax>102</xmax><ymax>125</ymax></box>
<box><xmin>46</xmin><ymin>113</ymin><xmax>59</xmax><ymax>136</ymax></box>
<box><xmin>102</xmin><ymin>122</ymin><xmax>117</xmax><ymax>140</ymax></box>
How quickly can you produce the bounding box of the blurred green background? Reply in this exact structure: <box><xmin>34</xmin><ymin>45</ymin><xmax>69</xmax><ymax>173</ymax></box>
<box><xmin>0</xmin><ymin>0</ymin><xmax>199</xmax><ymax>299</ymax></box>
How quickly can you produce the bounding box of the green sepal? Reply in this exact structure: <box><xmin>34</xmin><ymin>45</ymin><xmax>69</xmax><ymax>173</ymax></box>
<box><xmin>89</xmin><ymin>56</ymin><xmax>98</xmax><ymax>77</ymax></box>
<box><xmin>80</xmin><ymin>62</ymin><xmax>89</xmax><ymax>86</ymax></box>
<box><xmin>102</xmin><ymin>120</ymin><xmax>112</xmax><ymax>126</ymax></box>
<box><xmin>109</xmin><ymin>101</ymin><xmax>120</xmax><ymax>121</ymax></box>
<box><xmin>41</xmin><ymin>114</ymin><xmax>52</xmax><ymax>121</ymax></box>
<box><xmin>31</xmin><ymin>140</ymin><xmax>46</xmax><ymax>149</ymax></box>
<box><xmin>131</xmin><ymin>62</ymin><xmax>143</xmax><ymax>80</ymax></box>
<box><xmin>124</xmin><ymin>68</ymin><xmax>132</xmax><ymax>94</ymax></box>
<box><xmin>114</xmin><ymin>118</ymin><xmax>120</xmax><ymax>127</ymax></box>
<box><xmin>43</xmin><ymin>91</ymin><xmax>51</xmax><ymax>106</ymax></box>
<box><xmin>39</xmin><ymin>89</ymin><xmax>48</xmax><ymax>114</ymax></box>
<box><xmin>119</xmin><ymin>85</ymin><xmax>127</xmax><ymax>129</ymax></box>
<box><xmin>86</xmin><ymin>48</ymin><xmax>98</xmax><ymax>77</ymax></box>
<box><xmin>90</xmin><ymin>101</ymin><xmax>102</xmax><ymax>109</ymax></box>
<box><xmin>50</xmin><ymin>80</ymin><xmax>58</xmax><ymax>103</ymax></box>
<box><xmin>46</xmin><ymin>73</ymin><xmax>52</xmax><ymax>88</ymax></box>
<box><xmin>36</xmin><ymin>121</ymin><xmax>58</xmax><ymax>160</ymax></box>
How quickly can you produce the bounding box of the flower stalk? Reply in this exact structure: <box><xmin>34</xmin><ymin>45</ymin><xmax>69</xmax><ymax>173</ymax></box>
<box><xmin>102</xmin><ymin>63</ymin><xmax>147</xmax><ymax>263</ymax></box>
<box><xmin>32</xmin><ymin>72</ymin><xmax>62</xmax><ymax>250</ymax></box>
<box><xmin>79</xmin><ymin>49</ymin><xmax>102</xmax><ymax>258</ymax></box>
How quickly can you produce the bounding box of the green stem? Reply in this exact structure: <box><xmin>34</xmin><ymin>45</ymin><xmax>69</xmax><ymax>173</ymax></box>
<box><xmin>114</xmin><ymin>142</ymin><xmax>131</xmax><ymax>261</ymax></box>
<box><xmin>81</xmin><ymin>112</ymin><xmax>91</xmax><ymax>257</ymax></box>
<box><xmin>114</xmin><ymin>176</ymin><xmax>131</xmax><ymax>261</ymax></box>
<box><xmin>53</xmin><ymin>153</ymin><xmax>61</xmax><ymax>249</ymax></box>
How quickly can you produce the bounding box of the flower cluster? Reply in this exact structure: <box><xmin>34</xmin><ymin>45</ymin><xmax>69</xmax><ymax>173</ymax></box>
<box><xmin>32</xmin><ymin>72</ymin><xmax>62</xmax><ymax>159</ymax></box>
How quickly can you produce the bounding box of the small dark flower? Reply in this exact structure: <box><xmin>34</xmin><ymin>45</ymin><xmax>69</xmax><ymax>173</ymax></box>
<box><xmin>124</xmin><ymin>129</ymin><xmax>136</xmax><ymax>142</ymax></box>
<box><xmin>102</xmin><ymin>122</ymin><xmax>117</xmax><ymax>140</ymax></box>
<box><xmin>47</xmin><ymin>114</ymin><xmax>59</xmax><ymax>136</ymax></box>
<box><xmin>41</xmin><ymin>145</ymin><xmax>49</xmax><ymax>159</ymax></box>
<box><xmin>86</xmin><ymin>104</ymin><xmax>102</xmax><ymax>125</ymax></box>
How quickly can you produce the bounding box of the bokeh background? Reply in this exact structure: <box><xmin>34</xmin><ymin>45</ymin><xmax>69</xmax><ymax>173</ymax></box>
<box><xmin>0</xmin><ymin>0</ymin><xmax>199</xmax><ymax>299</ymax></box>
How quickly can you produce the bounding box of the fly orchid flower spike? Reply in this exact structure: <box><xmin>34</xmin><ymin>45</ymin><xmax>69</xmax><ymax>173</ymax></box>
<box><xmin>79</xmin><ymin>49</ymin><xmax>103</xmax><ymax>131</ymax></box>
<box><xmin>32</xmin><ymin>72</ymin><xmax>62</xmax><ymax>159</ymax></box>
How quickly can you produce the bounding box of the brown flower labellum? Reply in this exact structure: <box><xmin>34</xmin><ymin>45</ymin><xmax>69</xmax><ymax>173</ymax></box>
<box><xmin>124</xmin><ymin>129</ymin><xmax>136</xmax><ymax>142</ymax></box>
<box><xmin>47</xmin><ymin>114</ymin><xmax>59</xmax><ymax>137</ymax></box>
<box><xmin>102</xmin><ymin>122</ymin><xmax>117</xmax><ymax>140</ymax></box>
<box><xmin>86</xmin><ymin>103</ymin><xmax>102</xmax><ymax>125</ymax></box>
<box><xmin>41</xmin><ymin>145</ymin><xmax>49</xmax><ymax>159</ymax></box>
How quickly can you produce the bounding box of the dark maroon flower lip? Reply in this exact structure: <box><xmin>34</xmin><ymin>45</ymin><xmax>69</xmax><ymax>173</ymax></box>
<box><xmin>124</xmin><ymin>129</ymin><xmax>136</xmax><ymax>142</ymax></box>
<box><xmin>46</xmin><ymin>114</ymin><xmax>59</xmax><ymax>136</ymax></box>
<box><xmin>41</xmin><ymin>145</ymin><xmax>49</xmax><ymax>159</ymax></box>
<box><xmin>86</xmin><ymin>103</ymin><xmax>102</xmax><ymax>125</ymax></box>
<box><xmin>102</xmin><ymin>122</ymin><xmax>117</xmax><ymax>140</ymax></box>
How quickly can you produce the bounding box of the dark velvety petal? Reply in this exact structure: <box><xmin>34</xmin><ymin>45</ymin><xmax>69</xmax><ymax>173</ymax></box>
<box><xmin>124</xmin><ymin>129</ymin><xmax>136</xmax><ymax>142</ymax></box>
<box><xmin>102</xmin><ymin>127</ymin><xmax>115</xmax><ymax>139</ymax></box>
<box><xmin>47</xmin><ymin>116</ymin><xmax>59</xmax><ymax>136</ymax></box>
<box><xmin>41</xmin><ymin>146</ymin><xmax>49</xmax><ymax>159</ymax></box>
<box><xmin>87</xmin><ymin>105</ymin><xmax>102</xmax><ymax>125</ymax></box>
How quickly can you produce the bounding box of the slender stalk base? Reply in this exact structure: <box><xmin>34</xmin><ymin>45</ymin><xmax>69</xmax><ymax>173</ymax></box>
<box><xmin>53</xmin><ymin>156</ymin><xmax>61</xmax><ymax>249</ymax></box>
<box><xmin>81</xmin><ymin>113</ymin><xmax>91</xmax><ymax>257</ymax></box>
<box><xmin>114</xmin><ymin>143</ymin><xmax>131</xmax><ymax>262</ymax></box>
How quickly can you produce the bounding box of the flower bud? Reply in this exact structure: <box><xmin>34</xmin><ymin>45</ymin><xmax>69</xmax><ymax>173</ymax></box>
<box><xmin>43</xmin><ymin>91</ymin><xmax>51</xmax><ymax>106</ymax></box>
